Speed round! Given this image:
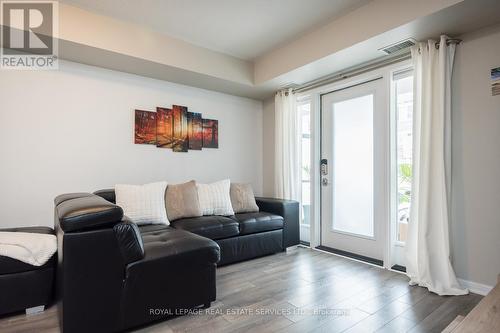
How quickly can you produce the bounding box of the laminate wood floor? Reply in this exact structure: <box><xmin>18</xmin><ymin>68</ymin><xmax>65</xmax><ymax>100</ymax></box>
<box><xmin>0</xmin><ymin>247</ymin><xmax>482</xmax><ymax>333</ymax></box>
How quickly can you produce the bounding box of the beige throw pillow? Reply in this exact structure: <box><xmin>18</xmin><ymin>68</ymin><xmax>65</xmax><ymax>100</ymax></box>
<box><xmin>230</xmin><ymin>183</ymin><xmax>259</xmax><ymax>214</ymax></box>
<box><xmin>165</xmin><ymin>180</ymin><xmax>203</xmax><ymax>221</ymax></box>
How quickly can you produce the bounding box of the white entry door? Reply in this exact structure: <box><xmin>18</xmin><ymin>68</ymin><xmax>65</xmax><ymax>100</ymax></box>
<box><xmin>320</xmin><ymin>79</ymin><xmax>388</xmax><ymax>264</ymax></box>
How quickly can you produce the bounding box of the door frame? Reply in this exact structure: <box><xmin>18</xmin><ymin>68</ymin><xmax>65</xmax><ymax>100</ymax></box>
<box><xmin>297</xmin><ymin>59</ymin><xmax>412</xmax><ymax>270</ymax></box>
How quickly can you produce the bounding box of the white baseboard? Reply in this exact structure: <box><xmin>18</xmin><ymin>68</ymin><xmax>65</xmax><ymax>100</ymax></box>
<box><xmin>458</xmin><ymin>278</ymin><xmax>493</xmax><ymax>296</ymax></box>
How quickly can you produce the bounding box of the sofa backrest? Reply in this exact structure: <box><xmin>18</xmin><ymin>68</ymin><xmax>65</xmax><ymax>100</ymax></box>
<box><xmin>94</xmin><ymin>189</ymin><xmax>300</xmax><ymax>249</ymax></box>
<box><xmin>94</xmin><ymin>188</ymin><xmax>116</xmax><ymax>204</ymax></box>
<box><xmin>55</xmin><ymin>192</ymin><xmax>123</xmax><ymax>232</ymax></box>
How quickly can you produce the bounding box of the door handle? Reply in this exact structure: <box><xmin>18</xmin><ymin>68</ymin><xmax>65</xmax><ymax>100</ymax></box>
<box><xmin>321</xmin><ymin>159</ymin><xmax>328</xmax><ymax>175</ymax></box>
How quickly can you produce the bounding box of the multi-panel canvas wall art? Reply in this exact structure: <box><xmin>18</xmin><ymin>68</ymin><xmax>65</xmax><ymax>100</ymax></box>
<box><xmin>172</xmin><ymin>105</ymin><xmax>189</xmax><ymax>152</ymax></box>
<box><xmin>156</xmin><ymin>107</ymin><xmax>173</xmax><ymax>148</ymax></box>
<box><xmin>188</xmin><ymin>112</ymin><xmax>203</xmax><ymax>150</ymax></box>
<box><xmin>134</xmin><ymin>110</ymin><xmax>156</xmax><ymax>144</ymax></box>
<box><xmin>202</xmin><ymin>119</ymin><xmax>219</xmax><ymax>148</ymax></box>
<box><xmin>134</xmin><ymin>106</ymin><xmax>218</xmax><ymax>152</ymax></box>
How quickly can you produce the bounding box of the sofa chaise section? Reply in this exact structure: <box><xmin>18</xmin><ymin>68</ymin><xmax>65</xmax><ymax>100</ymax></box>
<box><xmin>54</xmin><ymin>193</ymin><xmax>220</xmax><ymax>333</ymax></box>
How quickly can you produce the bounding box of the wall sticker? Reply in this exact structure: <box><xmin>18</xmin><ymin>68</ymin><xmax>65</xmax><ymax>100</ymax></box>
<box><xmin>492</xmin><ymin>67</ymin><xmax>500</xmax><ymax>96</ymax></box>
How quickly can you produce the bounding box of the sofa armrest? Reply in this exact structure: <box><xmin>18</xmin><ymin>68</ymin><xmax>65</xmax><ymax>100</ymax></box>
<box><xmin>113</xmin><ymin>220</ymin><xmax>145</xmax><ymax>265</ymax></box>
<box><xmin>255</xmin><ymin>197</ymin><xmax>300</xmax><ymax>248</ymax></box>
<box><xmin>54</xmin><ymin>193</ymin><xmax>123</xmax><ymax>233</ymax></box>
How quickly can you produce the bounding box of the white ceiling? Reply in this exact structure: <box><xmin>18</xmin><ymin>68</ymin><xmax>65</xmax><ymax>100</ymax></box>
<box><xmin>60</xmin><ymin>0</ymin><xmax>371</xmax><ymax>60</ymax></box>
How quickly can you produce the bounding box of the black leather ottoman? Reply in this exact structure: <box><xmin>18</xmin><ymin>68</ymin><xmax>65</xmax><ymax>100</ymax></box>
<box><xmin>0</xmin><ymin>227</ymin><xmax>56</xmax><ymax>316</ymax></box>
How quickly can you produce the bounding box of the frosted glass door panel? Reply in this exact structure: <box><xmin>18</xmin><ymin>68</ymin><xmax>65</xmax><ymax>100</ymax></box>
<box><xmin>332</xmin><ymin>94</ymin><xmax>374</xmax><ymax>237</ymax></box>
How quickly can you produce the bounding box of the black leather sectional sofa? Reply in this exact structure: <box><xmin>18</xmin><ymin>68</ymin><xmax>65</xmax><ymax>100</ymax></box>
<box><xmin>54</xmin><ymin>189</ymin><xmax>299</xmax><ymax>332</ymax></box>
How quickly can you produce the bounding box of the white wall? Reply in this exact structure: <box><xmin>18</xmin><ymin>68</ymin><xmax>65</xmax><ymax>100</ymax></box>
<box><xmin>0</xmin><ymin>60</ymin><xmax>263</xmax><ymax>228</ymax></box>
<box><xmin>262</xmin><ymin>97</ymin><xmax>275</xmax><ymax>197</ymax></box>
<box><xmin>451</xmin><ymin>23</ymin><xmax>500</xmax><ymax>288</ymax></box>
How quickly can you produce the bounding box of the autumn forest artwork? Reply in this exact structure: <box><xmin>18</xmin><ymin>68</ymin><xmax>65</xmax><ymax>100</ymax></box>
<box><xmin>135</xmin><ymin>105</ymin><xmax>218</xmax><ymax>152</ymax></box>
<box><xmin>134</xmin><ymin>110</ymin><xmax>156</xmax><ymax>144</ymax></box>
<box><xmin>202</xmin><ymin>119</ymin><xmax>218</xmax><ymax>148</ymax></box>
<box><xmin>156</xmin><ymin>107</ymin><xmax>173</xmax><ymax>148</ymax></box>
<box><xmin>188</xmin><ymin>112</ymin><xmax>203</xmax><ymax>150</ymax></box>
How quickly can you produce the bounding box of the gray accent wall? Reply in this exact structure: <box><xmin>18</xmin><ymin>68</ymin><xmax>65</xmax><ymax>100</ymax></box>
<box><xmin>451</xmin><ymin>23</ymin><xmax>500</xmax><ymax>288</ymax></box>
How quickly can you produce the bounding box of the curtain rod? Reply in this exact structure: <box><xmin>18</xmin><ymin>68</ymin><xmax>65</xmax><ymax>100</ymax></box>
<box><xmin>293</xmin><ymin>51</ymin><xmax>411</xmax><ymax>94</ymax></box>
<box><xmin>292</xmin><ymin>38</ymin><xmax>462</xmax><ymax>94</ymax></box>
<box><xmin>436</xmin><ymin>38</ymin><xmax>462</xmax><ymax>48</ymax></box>
<box><xmin>444</xmin><ymin>38</ymin><xmax>462</xmax><ymax>45</ymax></box>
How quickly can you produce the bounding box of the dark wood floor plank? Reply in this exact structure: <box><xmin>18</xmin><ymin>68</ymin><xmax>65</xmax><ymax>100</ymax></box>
<box><xmin>375</xmin><ymin>315</ymin><xmax>418</xmax><ymax>333</ymax></box>
<box><xmin>355</xmin><ymin>284</ymin><xmax>413</xmax><ymax>314</ymax></box>
<box><xmin>399</xmin><ymin>292</ymin><xmax>449</xmax><ymax>322</ymax></box>
<box><xmin>343</xmin><ymin>299</ymin><xmax>412</xmax><ymax>332</ymax></box>
<box><xmin>408</xmin><ymin>293</ymin><xmax>482</xmax><ymax>333</ymax></box>
<box><xmin>396</xmin><ymin>285</ymin><xmax>430</xmax><ymax>305</ymax></box>
<box><xmin>312</xmin><ymin>308</ymin><xmax>372</xmax><ymax>333</ymax></box>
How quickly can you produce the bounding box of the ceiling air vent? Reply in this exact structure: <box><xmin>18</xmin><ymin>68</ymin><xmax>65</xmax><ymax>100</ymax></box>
<box><xmin>379</xmin><ymin>38</ymin><xmax>416</xmax><ymax>55</ymax></box>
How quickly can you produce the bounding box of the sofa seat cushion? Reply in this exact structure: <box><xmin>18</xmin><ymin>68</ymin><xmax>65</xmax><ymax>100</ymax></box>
<box><xmin>138</xmin><ymin>224</ymin><xmax>170</xmax><ymax>234</ymax></box>
<box><xmin>0</xmin><ymin>226</ymin><xmax>55</xmax><ymax>275</ymax></box>
<box><xmin>170</xmin><ymin>216</ymin><xmax>239</xmax><ymax>240</ymax></box>
<box><xmin>233</xmin><ymin>212</ymin><xmax>284</xmax><ymax>235</ymax></box>
<box><xmin>130</xmin><ymin>227</ymin><xmax>220</xmax><ymax>271</ymax></box>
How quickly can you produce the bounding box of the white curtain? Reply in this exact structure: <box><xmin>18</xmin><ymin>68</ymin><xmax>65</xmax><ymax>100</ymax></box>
<box><xmin>274</xmin><ymin>88</ymin><xmax>300</xmax><ymax>201</ymax></box>
<box><xmin>405</xmin><ymin>35</ymin><xmax>467</xmax><ymax>296</ymax></box>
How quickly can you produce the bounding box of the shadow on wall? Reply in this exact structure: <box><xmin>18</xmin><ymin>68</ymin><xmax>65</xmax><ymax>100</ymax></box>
<box><xmin>263</xmin><ymin>97</ymin><xmax>276</xmax><ymax>197</ymax></box>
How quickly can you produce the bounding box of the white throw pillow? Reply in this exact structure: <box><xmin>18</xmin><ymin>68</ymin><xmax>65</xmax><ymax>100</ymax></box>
<box><xmin>197</xmin><ymin>179</ymin><xmax>234</xmax><ymax>216</ymax></box>
<box><xmin>115</xmin><ymin>181</ymin><xmax>169</xmax><ymax>225</ymax></box>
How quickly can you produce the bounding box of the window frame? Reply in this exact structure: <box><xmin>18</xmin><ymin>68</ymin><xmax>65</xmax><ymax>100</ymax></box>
<box><xmin>391</xmin><ymin>67</ymin><xmax>414</xmax><ymax>248</ymax></box>
<box><xmin>297</xmin><ymin>97</ymin><xmax>312</xmax><ymax>234</ymax></box>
